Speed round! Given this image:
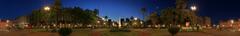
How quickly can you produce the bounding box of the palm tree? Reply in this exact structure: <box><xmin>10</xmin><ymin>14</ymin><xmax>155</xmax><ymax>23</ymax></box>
<box><xmin>93</xmin><ymin>9</ymin><xmax>99</xmax><ymax>15</ymax></box>
<box><xmin>148</xmin><ymin>12</ymin><xmax>159</xmax><ymax>25</ymax></box>
<box><xmin>104</xmin><ymin>16</ymin><xmax>108</xmax><ymax>21</ymax></box>
<box><xmin>141</xmin><ymin>8</ymin><xmax>147</xmax><ymax>21</ymax></box>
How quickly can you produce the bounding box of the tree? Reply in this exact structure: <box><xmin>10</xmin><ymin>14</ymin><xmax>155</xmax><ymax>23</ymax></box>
<box><xmin>28</xmin><ymin>7</ymin><xmax>99</xmax><ymax>28</ymax></box>
<box><xmin>159</xmin><ymin>7</ymin><xmax>176</xmax><ymax>25</ymax></box>
<box><xmin>28</xmin><ymin>10</ymin><xmax>45</xmax><ymax>26</ymax></box>
<box><xmin>93</xmin><ymin>9</ymin><xmax>99</xmax><ymax>15</ymax></box>
<box><xmin>61</xmin><ymin>8</ymin><xmax>98</xmax><ymax>27</ymax></box>
<box><xmin>203</xmin><ymin>16</ymin><xmax>211</xmax><ymax>26</ymax></box>
<box><xmin>159</xmin><ymin>7</ymin><xmax>197</xmax><ymax>26</ymax></box>
<box><xmin>130</xmin><ymin>16</ymin><xmax>134</xmax><ymax>20</ymax></box>
<box><xmin>147</xmin><ymin>12</ymin><xmax>160</xmax><ymax>25</ymax></box>
<box><xmin>62</xmin><ymin>8</ymin><xmax>75</xmax><ymax>24</ymax></box>
<box><xmin>61</xmin><ymin>7</ymin><xmax>99</xmax><ymax>27</ymax></box>
<box><xmin>104</xmin><ymin>16</ymin><xmax>108</xmax><ymax>20</ymax></box>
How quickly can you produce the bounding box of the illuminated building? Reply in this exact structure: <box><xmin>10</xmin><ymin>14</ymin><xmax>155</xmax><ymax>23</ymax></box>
<box><xmin>219</xmin><ymin>19</ymin><xmax>240</xmax><ymax>31</ymax></box>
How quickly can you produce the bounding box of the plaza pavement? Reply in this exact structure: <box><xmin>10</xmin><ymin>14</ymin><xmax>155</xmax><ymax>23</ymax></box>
<box><xmin>0</xmin><ymin>29</ymin><xmax>240</xmax><ymax>36</ymax></box>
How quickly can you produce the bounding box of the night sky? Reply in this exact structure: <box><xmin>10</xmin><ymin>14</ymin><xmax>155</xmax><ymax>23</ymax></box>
<box><xmin>0</xmin><ymin>0</ymin><xmax>240</xmax><ymax>24</ymax></box>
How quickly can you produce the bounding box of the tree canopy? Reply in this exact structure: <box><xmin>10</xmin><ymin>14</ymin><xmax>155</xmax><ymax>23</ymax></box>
<box><xmin>28</xmin><ymin>7</ymin><xmax>99</xmax><ymax>26</ymax></box>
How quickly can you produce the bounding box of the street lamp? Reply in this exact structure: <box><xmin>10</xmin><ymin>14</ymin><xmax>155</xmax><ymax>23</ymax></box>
<box><xmin>97</xmin><ymin>21</ymin><xmax>100</xmax><ymax>23</ymax></box>
<box><xmin>6</xmin><ymin>20</ymin><xmax>9</xmax><ymax>23</ymax></box>
<box><xmin>230</xmin><ymin>19</ymin><xmax>234</xmax><ymax>24</ymax></box>
<box><xmin>186</xmin><ymin>22</ymin><xmax>190</xmax><ymax>27</ymax></box>
<box><xmin>190</xmin><ymin>5</ymin><xmax>197</xmax><ymax>11</ymax></box>
<box><xmin>44</xmin><ymin>6</ymin><xmax>50</xmax><ymax>11</ymax></box>
<box><xmin>230</xmin><ymin>19</ymin><xmax>234</xmax><ymax>27</ymax></box>
<box><xmin>134</xmin><ymin>17</ymin><xmax>138</xmax><ymax>20</ymax></box>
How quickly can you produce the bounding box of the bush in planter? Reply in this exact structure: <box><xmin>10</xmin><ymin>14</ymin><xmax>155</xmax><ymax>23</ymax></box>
<box><xmin>168</xmin><ymin>26</ymin><xmax>180</xmax><ymax>36</ymax></box>
<box><xmin>58</xmin><ymin>28</ymin><xmax>72</xmax><ymax>36</ymax></box>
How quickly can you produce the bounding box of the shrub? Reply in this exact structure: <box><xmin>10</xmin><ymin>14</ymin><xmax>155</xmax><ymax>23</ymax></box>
<box><xmin>168</xmin><ymin>26</ymin><xmax>180</xmax><ymax>36</ymax></box>
<box><xmin>58</xmin><ymin>28</ymin><xmax>72</xmax><ymax>36</ymax></box>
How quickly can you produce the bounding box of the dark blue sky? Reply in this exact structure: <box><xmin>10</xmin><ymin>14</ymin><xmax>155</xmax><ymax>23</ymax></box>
<box><xmin>198</xmin><ymin>0</ymin><xmax>240</xmax><ymax>24</ymax></box>
<box><xmin>0</xmin><ymin>0</ymin><xmax>240</xmax><ymax>24</ymax></box>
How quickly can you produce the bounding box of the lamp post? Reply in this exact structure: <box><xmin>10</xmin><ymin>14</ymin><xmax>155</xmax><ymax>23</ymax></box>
<box><xmin>190</xmin><ymin>5</ymin><xmax>197</xmax><ymax>11</ymax></box>
<box><xmin>230</xmin><ymin>19</ymin><xmax>234</xmax><ymax>27</ymax></box>
<box><xmin>44</xmin><ymin>6</ymin><xmax>51</xmax><ymax>11</ymax></box>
